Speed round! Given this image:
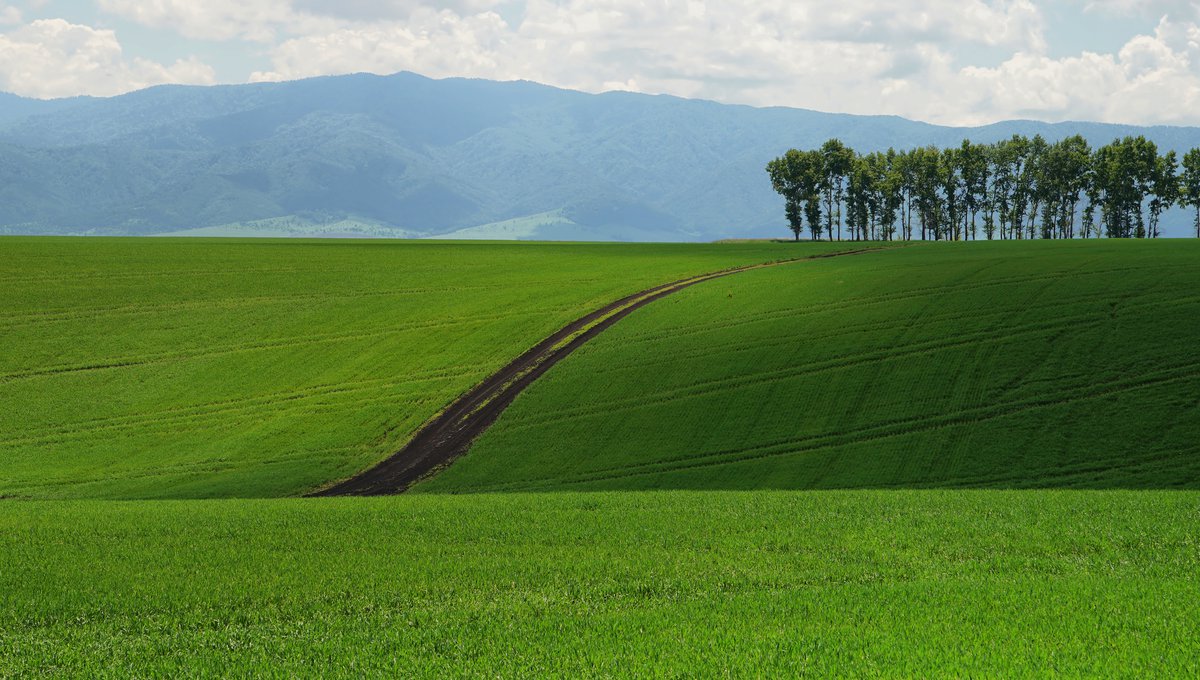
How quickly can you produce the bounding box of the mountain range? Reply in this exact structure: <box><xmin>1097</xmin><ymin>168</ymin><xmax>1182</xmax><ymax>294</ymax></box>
<box><xmin>3</xmin><ymin>71</ymin><xmax>1200</xmax><ymax>240</ymax></box>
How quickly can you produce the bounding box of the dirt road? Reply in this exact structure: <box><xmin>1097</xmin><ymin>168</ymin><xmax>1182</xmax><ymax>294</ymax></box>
<box><xmin>310</xmin><ymin>249</ymin><xmax>876</xmax><ymax>496</ymax></box>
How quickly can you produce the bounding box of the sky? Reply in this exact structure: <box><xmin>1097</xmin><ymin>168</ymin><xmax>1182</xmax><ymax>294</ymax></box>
<box><xmin>0</xmin><ymin>1</ymin><xmax>1199</xmax><ymax>127</ymax></box>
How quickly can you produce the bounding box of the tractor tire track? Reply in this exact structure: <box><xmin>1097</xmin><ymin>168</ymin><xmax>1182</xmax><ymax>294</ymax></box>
<box><xmin>309</xmin><ymin>248</ymin><xmax>882</xmax><ymax>496</ymax></box>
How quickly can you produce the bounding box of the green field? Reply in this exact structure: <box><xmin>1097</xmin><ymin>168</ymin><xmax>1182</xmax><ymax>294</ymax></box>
<box><xmin>0</xmin><ymin>237</ymin><xmax>847</xmax><ymax>499</ymax></box>
<box><xmin>424</xmin><ymin>240</ymin><xmax>1200</xmax><ymax>492</ymax></box>
<box><xmin>3</xmin><ymin>237</ymin><xmax>1199</xmax><ymax>675</ymax></box>
<box><xmin>3</xmin><ymin>491</ymin><xmax>1198</xmax><ymax>676</ymax></box>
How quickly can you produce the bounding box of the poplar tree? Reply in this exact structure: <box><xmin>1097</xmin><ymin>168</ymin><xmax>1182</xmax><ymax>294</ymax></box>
<box><xmin>1181</xmin><ymin>148</ymin><xmax>1200</xmax><ymax>239</ymax></box>
<box><xmin>821</xmin><ymin>139</ymin><xmax>853</xmax><ymax>241</ymax></box>
<box><xmin>769</xmin><ymin>135</ymin><xmax>1197</xmax><ymax>241</ymax></box>
<box><xmin>1149</xmin><ymin>150</ymin><xmax>1178</xmax><ymax>238</ymax></box>
<box><xmin>766</xmin><ymin>151</ymin><xmax>806</xmax><ymax>240</ymax></box>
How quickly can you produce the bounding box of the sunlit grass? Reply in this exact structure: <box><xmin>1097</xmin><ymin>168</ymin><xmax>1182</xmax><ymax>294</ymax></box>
<box><xmin>425</xmin><ymin>240</ymin><xmax>1200</xmax><ymax>492</ymax></box>
<box><xmin>2</xmin><ymin>491</ymin><xmax>1197</xmax><ymax>676</ymax></box>
<box><xmin>0</xmin><ymin>237</ymin><xmax>847</xmax><ymax>499</ymax></box>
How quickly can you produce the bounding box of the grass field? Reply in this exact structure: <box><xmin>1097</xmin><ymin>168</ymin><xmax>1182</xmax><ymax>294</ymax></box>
<box><xmin>0</xmin><ymin>237</ymin><xmax>854</xmax><ymax>499</ymax></box>
<box><xmin>3</xmin><ymin>491</ymin><xmax>1198</xmax><ymax>676</ymax></box>
<box><xmin>3</xmin><ymin>237</ymin><xmax>1199</xmax><ymax>675</ymax></box>
<box><xmin>423</xmin><ymin>240</ymin><xmax>1200</xmax><ymax>492</ymax></box>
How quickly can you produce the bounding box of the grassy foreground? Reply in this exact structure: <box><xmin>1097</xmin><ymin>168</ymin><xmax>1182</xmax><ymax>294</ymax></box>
<box><xmin>5</xmin><ymin>238</ymin><xmax>1198</xmax><ymax>675</ymax></box>
<box><xmin>2</xmin><ymin>491</ymin><xmax>1198</xmax><ymax>676</ymax></box>
<box><xmin>426</xmin><ymin>240</ymin><xmax>1200</xmax><ymax>492</ymax></box>
<box><xmin>0</xmin><ymin>237</ymin><xmax>859</xmax><ymax>499</ymax></box>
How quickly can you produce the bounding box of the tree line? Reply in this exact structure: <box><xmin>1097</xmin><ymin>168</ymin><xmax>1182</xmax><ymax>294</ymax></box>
<box><xmin>767</xmin><ymin>135</ymin><xmax>1200</xmax><ymax>241</ymax></box>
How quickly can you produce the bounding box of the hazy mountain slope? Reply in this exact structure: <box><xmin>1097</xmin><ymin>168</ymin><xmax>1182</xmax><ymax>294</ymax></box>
<box><xmin>3</xmin><ymin>72</ymin><xmax>1200</xmax><ymax>239</ymax></box>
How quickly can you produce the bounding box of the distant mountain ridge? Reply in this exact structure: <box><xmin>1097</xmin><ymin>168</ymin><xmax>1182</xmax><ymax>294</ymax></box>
<box><xmin>3</xmin><ymin>72</ymin><xmax>1200</xmax><ymax>240</ymax></box>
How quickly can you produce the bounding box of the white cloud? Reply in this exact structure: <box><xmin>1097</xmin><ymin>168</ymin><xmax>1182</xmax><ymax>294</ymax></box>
<box><xmin>1085</xmin><ymin>0</ymin><xmax>1200</xmax><ymax>21</ymax></box>
<box><xmin>0</xmin><ymin>5</ymin><xmax>20</xmax><ymax>25</ymax></box>
<box><xmin>28</xmin><ymin>0</ymin><xmax>1200</xmax><ymax>126</ymax></box>
<box><xmin>250</xmin><ymin>8</ymin><xmax>512</xmax><ymax>82</ymax></box>
<box><xmin>94</xmin><ymin>0</ymin><xmax>503</xmax><ymax>42</ymax></box>
<box><xmin>288</xmin><ymin>0</ymin><xmax>507</xmax><ymax>22</ymax></box>
<box><xmin>0</xmin><ymin>19</ymin><xmax>215</xmax><ymax>98</ymax></box>
<box><xmin>246</xmin><ymin>0</ymin><xmax>1052</xmax><ymax>124</ymax></box>
<box><xmin>931</xmin><ymin>16</ymin><xmax>1200</xmax><ymax>125</ymax></box>
<box><xmin>249</xmin><ymin>1</ymin><xmax>1043</xmax><ymax>99</ymax></box>
<box><xmin>95</xmin><ymin>0</ymin><xmax>340</xmax><ymax>42</ymax></box>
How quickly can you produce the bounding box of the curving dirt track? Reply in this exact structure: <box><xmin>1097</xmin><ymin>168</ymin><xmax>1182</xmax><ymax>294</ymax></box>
<box><xmin>309</xmin><ymin>248</ymin><xmax>877</xmax><ymax>496</ymax></box>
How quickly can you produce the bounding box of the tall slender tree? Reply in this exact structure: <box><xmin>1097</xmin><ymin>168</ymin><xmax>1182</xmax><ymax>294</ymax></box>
<box><xmin>766</xmin><ymin>151</ymin><xmax>804</xmax><ymax>240</ymax></box>
<box><xmin>1021</xmin><ymin>135</ymin><xmax>1049</xmax><ymax>239</ymax></box>
<box><xmin>1148</xmin><ymin>149</ymin><xmax>1178</xmax><ymax>238</ymax></box>
<box><xmin>846</xmin><ymin>155</ymin><xmax>872</xmax><ymax>241</ymax></box>
<box><xmin>990</xmin><ymin>138</ymin><xmax>1018</xmax><ymax>240</ymax></box>
<box><xmin>1038</xmin><ymin>135</ymin><xmax>1091</xmax><ymax>239</ymax></box>
<box><xmin>821</xmin><ymin>139</ymin><xmax>854</xmax><ymax>241</ymax></box>
<box><xmin>770</xmin><ymin>136</ymin><xmax>1199</xmax><ymax>241</ymax></box>
<box><xmin>767</xmin><ymin>149</ymin><xmax>826</xmax><ymax>240</ymax></box>
<box><xmin>960</xmin><ymin>140</ymin><xmax>989</xmax><ymax>240</ymax></box>
<box><xmin>895</xmin><ymin>149</ymin><xmax>916</xmax><ymax>240</ymax></box>
<box><xmin>876</xmin><ymin>149</ymin><xmax>903</xmax><ymax>241</ymax></box>
<box><xmin>1182</xmin><ymin>148</ymin><xmax>1200</xmax><ymax>238</ymax></box>
<box><xmin>939</xmin><ymin>146</ymin><xmax>965</xmax><ymax>240</ymax></box>
<box><xmin>911</xmin><ymin>147</ymin><xmax>943</xmax><ymax>240</ymax></box>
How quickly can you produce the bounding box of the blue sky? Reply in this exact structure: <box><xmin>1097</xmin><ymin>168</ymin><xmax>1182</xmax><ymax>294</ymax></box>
<box><xmin>1</xmin><ymin>1</ymin><xmax>1198</xmax><ymax>126</ymax></box>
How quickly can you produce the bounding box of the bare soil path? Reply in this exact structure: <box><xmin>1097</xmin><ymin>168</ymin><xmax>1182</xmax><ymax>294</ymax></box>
<box><xmin>310</xmin><ymin>248</ymin><xmax>878</xmax><ymax>496</ymax></box>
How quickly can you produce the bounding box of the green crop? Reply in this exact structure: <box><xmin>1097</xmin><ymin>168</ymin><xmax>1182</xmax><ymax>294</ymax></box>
<box><xmin>2</xmin><ymin>491</ymin><xmax>1198</xmax><ymax>677</ymax></box>
<box><xmin>0</xmin><ymin>237</ymin><xmax>857</xmax><ymax>499</ymax></box>
<box><xmin>424</xmin><ymin>239</ymin><xmax>1200</xmax><ymax>492</ymax></box>
<box><xmin>3</xmin><ymin>238</ymin><xmax>1200</xmax><ymax>676</ymax></box>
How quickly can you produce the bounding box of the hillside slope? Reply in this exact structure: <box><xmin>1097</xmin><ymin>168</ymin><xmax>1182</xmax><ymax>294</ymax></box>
<box><xmin>0</xmin><ymin>237</ymin><xmax>822</xmax><ymax>499</ymax></box>
<box><xmin>4</xmin><ymin>72</ymin><xmax>1200</xmax><ymax>238</ymax></box>
<box><xmin>422</xmin><ymin>241</ymin><xmax>1200</xmax><ymax>492</ymax></box>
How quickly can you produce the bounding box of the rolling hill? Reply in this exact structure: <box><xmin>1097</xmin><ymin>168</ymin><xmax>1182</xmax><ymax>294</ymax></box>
<box><xmin>422</xmin><ymin>240</ymin><xmax>1200</xmax><ymax>492</ymax></box>
<box><xmin>5</xmin><ymin>72</ymin><xmax>1200</xmax><ymax>239</ymax></box>
<box><xmin>3</xmin><ymin>237</ymin><xmax>1200</xmax><ymax>674</ymax></box>
<box><xmin>8</xmin><ymin>238</ymin><xmax>1197</xmax><ymax>498</ymax></box>
<box><xmin>0</xmin><ymin>237</ymin><xmax>815</xmax><ymax>499</ymax></box>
